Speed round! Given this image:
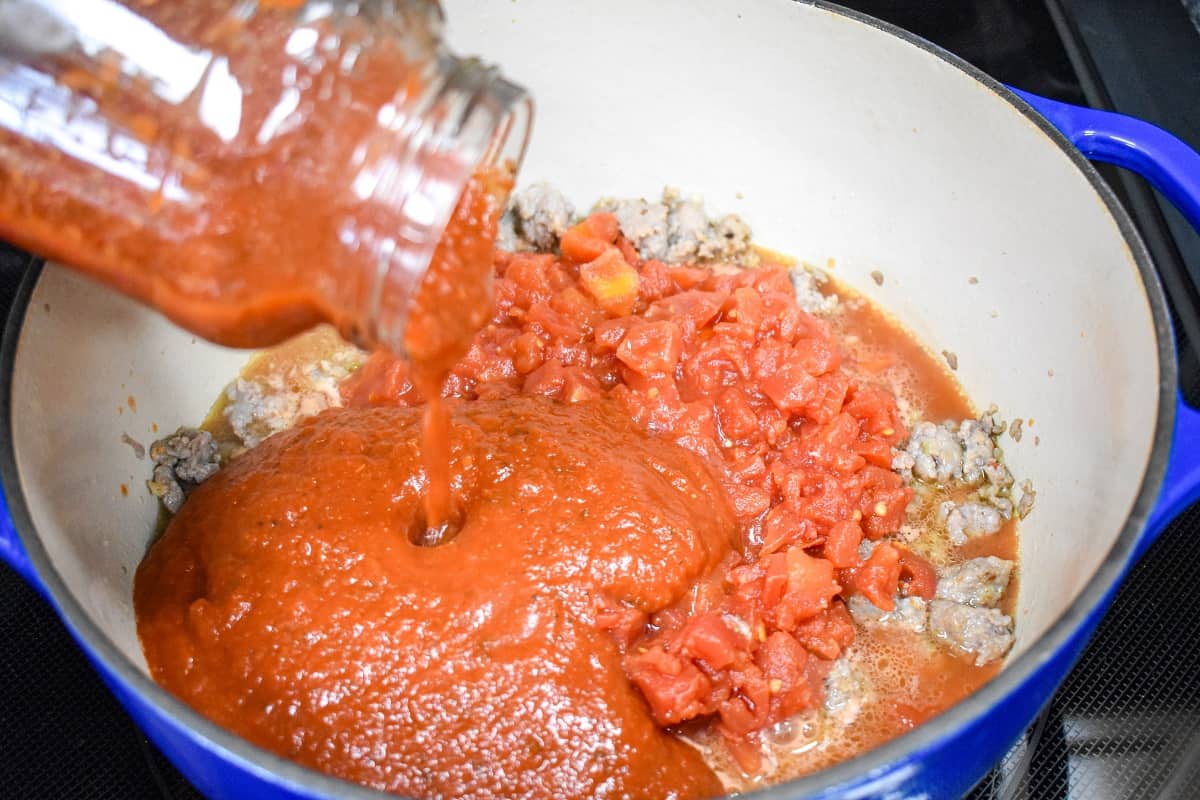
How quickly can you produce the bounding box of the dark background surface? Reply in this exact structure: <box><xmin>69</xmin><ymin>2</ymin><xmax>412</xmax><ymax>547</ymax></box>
<box><xmin>2</xmin><ymin>1</ymin><xmax>1199</xmax><ymax>798</ymax></box>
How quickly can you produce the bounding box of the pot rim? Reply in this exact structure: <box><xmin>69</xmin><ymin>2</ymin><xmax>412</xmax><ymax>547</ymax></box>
<box><xmin>0</xmin><ymin>1</ymin><xmax>1179</xmax><ymax>798</ymax></box>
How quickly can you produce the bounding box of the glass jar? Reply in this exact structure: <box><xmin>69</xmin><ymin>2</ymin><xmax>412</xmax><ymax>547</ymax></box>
<box><xmin>0</xmin><ymin>0</ymin><xmax>531</xmax><ymax>353</ymax></box>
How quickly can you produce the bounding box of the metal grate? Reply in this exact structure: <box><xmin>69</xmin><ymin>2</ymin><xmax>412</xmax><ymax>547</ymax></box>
<box><xmin>967</xmin><ymin>503</ymin><xmax>1200</xmax><ymax>800</ymax></box>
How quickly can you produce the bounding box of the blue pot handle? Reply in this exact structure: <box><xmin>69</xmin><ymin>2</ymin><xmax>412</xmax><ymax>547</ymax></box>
<box><xmin>1009</xmin><ymin>89</ymin><xmax>1200</xmax><ymax>230</ymax></box>
<box><xmin>0</xmin><ymin>483</ymin><xmax>38</xmax><ymax>587</ymax></box>
<box><xmin>1011</xmin><ymin>88</ymin><xmax>1200</xmax><ymax>553</ymax></box>
<box><xmin>1139</xmin><ymin>394</ymin><xmax>1200</xmax><ymax>559</ymax></box>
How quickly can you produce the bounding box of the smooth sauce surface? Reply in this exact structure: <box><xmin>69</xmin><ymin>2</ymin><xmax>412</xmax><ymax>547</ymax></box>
<box><xmin>135</xmin><ymin>396</ymin><xmax>732</xmax><ymax>798</ymax></box>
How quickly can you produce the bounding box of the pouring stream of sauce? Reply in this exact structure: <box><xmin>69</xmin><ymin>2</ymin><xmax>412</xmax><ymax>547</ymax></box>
<box><xmin>402</xmin><ymin>167</ymin><xmax>512</xmax><ymax>542</ymax></box>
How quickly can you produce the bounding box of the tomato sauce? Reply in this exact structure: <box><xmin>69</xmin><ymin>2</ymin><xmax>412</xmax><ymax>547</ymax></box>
<box><xmin>402</xmin><ymin>168</ymin><xmax>511</xmax><ymax>541</ymax></box>
<box><xmin>137</xmin><ymin>209</ymin><xmax>1019</xmax><ymax>797</ymax></box>
<box><xmin>135</xmin><ymin>397</ymin><xmax>732</xmax><ymax>798</ymax></box>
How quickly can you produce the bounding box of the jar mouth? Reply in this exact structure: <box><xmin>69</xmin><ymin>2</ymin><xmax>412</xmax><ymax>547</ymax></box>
<box><xmin>358</xmin><ymin>53</ymin><xmax>532</xmax><ymax>356</ymax></box>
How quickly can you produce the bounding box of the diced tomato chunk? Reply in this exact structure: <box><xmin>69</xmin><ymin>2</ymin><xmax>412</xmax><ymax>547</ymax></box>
<box><xmin>898</xmin><ymin>547</ymin><xmax>938</xmax><ymax>601</ymax></box>
<box><xmin>760</xmin><ymin>361</ymin><xmax>820</xmax><ymax>414</ymax></box>
<box><xmin>824</xmin><ymin>519</ymin><xmax>864</xmax><ymax>569</ymax></box>
<box><xmin>677</xmin><ymin>614</ymin><xmax>745</xmax><ymax>670</ymax></box>
<box><xmin>648</xmin><ymin>290</ymin><xmax>727</xmax><ymax>334</ymax></box>
<box><xmin>769</xmin><ymin>547</ymin><xmax>842</xmax><ymax>630</ymax></box>
<box><xmin>845</xmin><ymin>542</ymin><xmax>902</xmax><ymax>610</ymax></box>
<box><xmin>666</xmin><ymin>265</ymin><xmax>712</xmax><ymax>290</ymax></box>
<box><xmin>511</xmin><ymin>331</ymin><xmax>545</xmax><ymax>375</ymax></box>
<box><xmin>616</xmin><ymin>320</ymin><xmax>684</xmax><ymax>375</ymax></box>
<box><xmin>716</xmin><ymin>388</ymin><xmax>758</xmax><ymax>441</ymax></box>
<box><xmin>560</xmin><ymin>213</ymin><xmax>620</xmax><ymax>264</ymax></box>
<box><xmin>760</xmin><ymin>507</ymin><xmax>820</xmax><ymax>556</ymax></box>
<box><xmin>579</xmin><ymin>248</ymin><xmax>640</xmax><ymax>316</ymax></box>
<box><xmin>625</xmin><ymin>645</ymin><xmax>714</xmax><ymax>725</ymax></box>
<box><xmin>793</xmin><ymin>602</ymin><xmax>855</xmax><ymax>660</ymax></box>
<box><xmin>720</xmin><ymin>732</ymin><xmax>765</xmax><ymax>774</ymax></box>
<box><xmin>594</xmin><ymin>597</ymin><xmax>648</xmax><ymax>652</ymax></box>
<box><xmin>802</xmin><ymin>373</ymin><xmax>850</xmax><ymax>424</ymax></box>
<box><xmin>792</xmin><ymin>336</ymin><xmax>842</xmax><ymax>376</ymax></box>
<box><xmin>862</xmin><ymin>485</ymin><xmax>912</xmax><ymax>539</ymax></box>
<box><xmin>844</xmin><ymin>382</ymin><xmax>906</xmax><ymax>442</ymax></box>
<box><xmin>756</xmin><ymin>631</ymin><xmax>816</xmax><ymax>718</ymax></box>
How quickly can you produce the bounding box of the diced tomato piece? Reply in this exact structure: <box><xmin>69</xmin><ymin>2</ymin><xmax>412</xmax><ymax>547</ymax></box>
<box><xmin>523</xmin><ymin>360</ymin><xmax>599</xmax><ymax>401</ymax></box>
<box><xmin>760</xmin><ymin>361</ymin><xmax>820</xmax><ymax>415</ymax></box>
<box><xmin>583</xmin><ymin>211</ymin><xmax>620</xmax><ymax>243</ymax></box>
<box><xmin>792</xmin><ymin>336</ymin><xmax>842</xmax><ymax>376</ymax></box>
<box><xmin>648</xmin><ymin>290</ymin><xmax>727</xmax><ymax>334</ymax></box>
<box><xmin>637</xmin><ymin>259</ymin><xmax>672</xmax><ymax>301</ymax></box>
<box><xmin>594</xmin><ymin>597</ymin><xmax>648</xmax><ymax>652</ymax></box>
<box><xmin>680</xmin><ymin>335</ymin><xmax>750</xmax><ymax>398</ymax></box>
<box><xmin>340</xmin><ymin>352</ymin><xmax>416</xmax><ymax>407</ymax></box>
<box><xmin>844</xmin><ymin>382</ymin><xmax>907</xmax><ymax>442</ymax></box>
<box><xmin>593</xmin><ymin>317</ymin><xmax>633</xmax><ymax>353</ymax></box>
<box><xmin>716</xmin><ymin>388</ymin><xmax>758</xmax><ymax>441</ymax></box>
<box><xmin>727</xmin><ymin>484</ymin><xmax>771</xmax><ymax>521</ymax></box>
<box><xmin>846</xmin><ymin>542</ymin><xmax>902</xmax><ymax>610</ymax></box>
<box><xmin>526</xmin><ymin>300</ymin><xmax>584</xmax><ymax>344</ymax></box>
<box><xmin>560</xmin><ymin>213</ymin><xmax>619</xmax><ymax>264</ymax></box>
<box><xmin>800</xmin><ymin>413</ymin><xmax>867</xmax><ymax>474</ymax></box>
<box><xmin>625</xmin><ymin>645</ymin><xmax>715</xmax><ymax>725</ymax></box>
<box><xmin>727</xmin><ymin>451</ymin><xmax>768</xmax><ymax>485</ymax></box>
<box><xmin>862</xmin><ymin>485</ymin><xmax>912</xmax><ymax>539</ymax></box>
<box><xmin>615</xmin><ymin>234</ymin><xmax>641</xmax><ymax>265</ymax></box>
<box><xmin>725</xmin><ymin>287</ymin><xmax>766</xmax><ymax>332</ymax></box>
<box><xmin>616</xmin><ymin>320</ymin><xmax>684</xmax><ymax>375</ymax></box>
<box><xmin>500</xmin><ymin>253</ymin><xmax>557</xmax><ymax>305</ymax></box>
<box><xmin>579</xmin><ymin>249</ymin><xmax>640</xmax><ymax>316</ymax></box>
<box><xmin>719</xmin><ymin>731</ymin><xmax>764</xmax><ymax>774</ymax></box>
<box><xmin>854</xmin><ymin>434</ymin><xmax>895</xmax><ymax>468</ymax></box>
<box><xmin>719</xmin><ymin>664</ymin><xmax>771</xmax><ymax>735</ymax></box>
<box><xmin>510</xmin><ymin>331</ymin><xmax>546</xmax><ymax>375</ymax></box>
<box><xmin>897</xmin><ymin>547</ymin><xmax>938</xmax><ymax>601</ymax></box>
<box><xmin>760</xmin><ymin>506</ymin><xmax>819</xmax><ymax>556</ymax></box>
<box><xmin>667</xmin><ymin>265</ymin><xmax>712</xmax><ymax>290</ymax></box>
<box><xmin>802</xmin><ymin>373</ymin><xmax>850</xmax><ymax>425</ymax></box>
<box><xmin>793</xmin><ymin>477</ymin><xmax>855</xmax><ymax>529</ymax></box>
<box><xmin>755</xmin><ymin>631</ymin><xmax>816</xmax><ymax>718</ymax></box>
<box><xmin>561</xmin><ymin>365</ymin><xmax>600</xmax><ymax>403</ymax></box>
<box><xmin>678</xmin><ymin>614</ymin><xmax>746</xmax><ymax>670</ymax></box>
<box><xmin>824</xmin><ymin>519</ymin><xmax>864</xmax><ymax>569</ymax></box>
<box><xmin>769</xmin><ymin>547</ymin><xmax>842</xmax><ymax>630</ymax></box>
<box><xmin>792</xmin><ymin>602</ymin><xmax>855</xmax><ymax>660</ymax></box>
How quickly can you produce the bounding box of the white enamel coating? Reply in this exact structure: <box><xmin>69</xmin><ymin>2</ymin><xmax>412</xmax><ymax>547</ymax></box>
<box><xmin>7</xmin><ymin>0</ymin><xmax>1161</xmax><ymax>784</ymax></box>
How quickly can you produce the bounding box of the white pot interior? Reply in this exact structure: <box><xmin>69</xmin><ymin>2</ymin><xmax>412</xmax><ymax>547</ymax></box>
<box><xmin>9</xmin><ymin>0</ymin><xmax>1160</xmax><ymax>753</ymax></box>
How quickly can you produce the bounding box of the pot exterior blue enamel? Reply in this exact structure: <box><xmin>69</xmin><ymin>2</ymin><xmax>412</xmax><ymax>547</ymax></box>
<box><xmin>1</xmin><ymin>5</ymin><xmax>1199</xmax><ymax>799</ymax></box>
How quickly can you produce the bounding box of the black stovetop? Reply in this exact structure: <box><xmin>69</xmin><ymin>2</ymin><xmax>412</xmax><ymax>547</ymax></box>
<box><xmin>2</xmin><ymin>2</ymin><xmax>1199</xmax><ymax>798</ymax></box>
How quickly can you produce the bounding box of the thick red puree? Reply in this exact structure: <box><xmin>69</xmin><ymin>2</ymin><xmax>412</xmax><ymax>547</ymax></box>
<box><xmin>136</xmin><ymin>210</ymin><xmax>1016</xmax><ymax>797</ymax></box>
<box><xmin>135</xmin><ymin>397</ymin><xmax>732</xmax><ymax>798</ymax></box>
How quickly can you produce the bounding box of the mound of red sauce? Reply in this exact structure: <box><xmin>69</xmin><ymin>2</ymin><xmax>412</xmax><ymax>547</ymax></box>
<box><xmin>343</xmin><ymin>212</ymin><xmax>938</xmax><ymax>769</ymax></box>
<box><xmin>135</xmin><ymin>397</ymin><xmax>733</xmax><ymax>799</ymax></box>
